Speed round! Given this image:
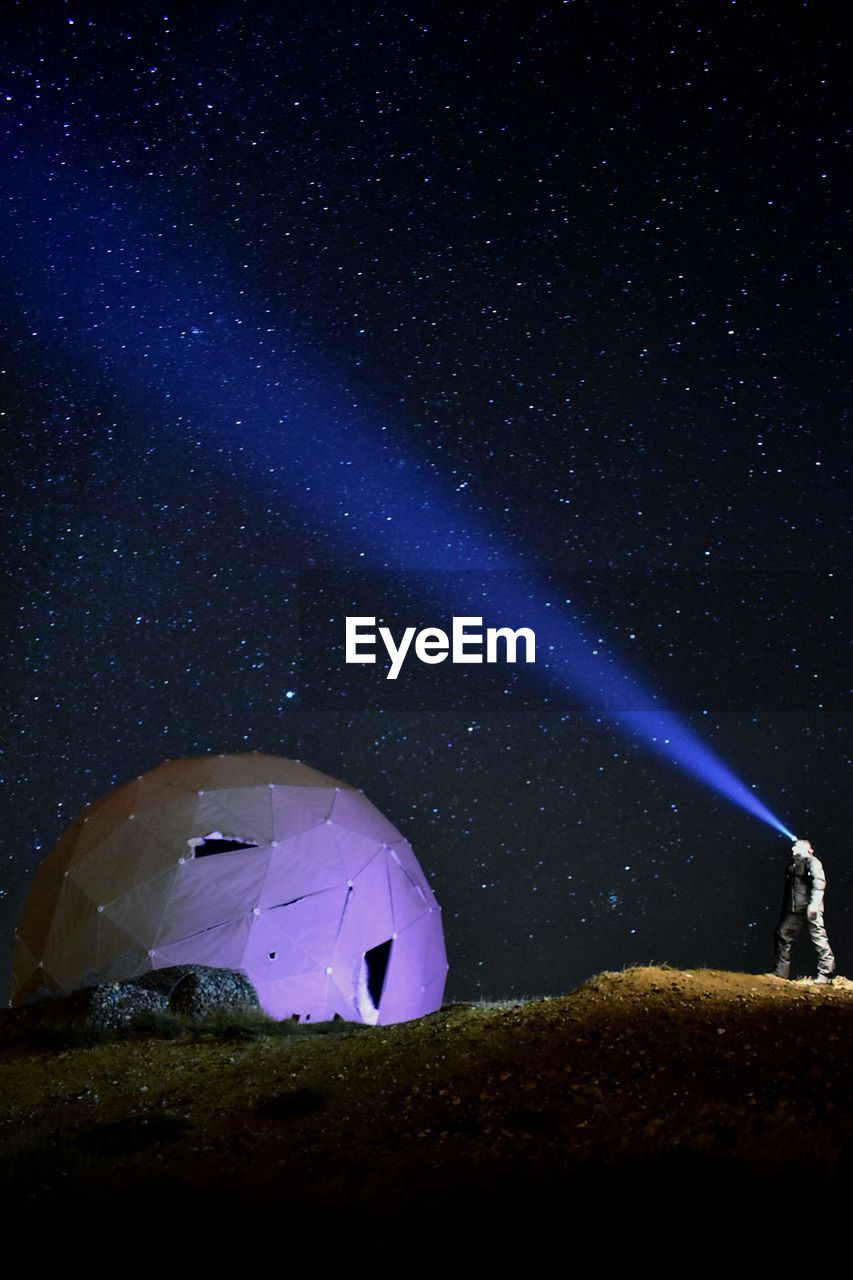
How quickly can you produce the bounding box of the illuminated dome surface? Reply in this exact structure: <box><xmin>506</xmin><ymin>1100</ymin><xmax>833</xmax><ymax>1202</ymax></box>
<box><xmin>12</xmin><ymin>753</ymin><xmax>447</xmax><ymax>1025</ymax></box>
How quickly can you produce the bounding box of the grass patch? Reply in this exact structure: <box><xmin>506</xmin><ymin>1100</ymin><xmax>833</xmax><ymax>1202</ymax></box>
<box><xmin>187</xmin><ymin>1009</ymin><xmax>375</xmax><ymax>1041</ymax></box>
<box><xmin>21</xmin><ymin>1009</ymin><xmax>186</xmax><ymax>1050</ymax></box>
<box><xmin>471</xmin><ymin>998</ymin><xmax>537</xmax><ymax>1011</ymax></box>
<box><xmin>2</xmin><ymin>1004</ymin><xmax>377</xmax><ymax>1052</ymax></box>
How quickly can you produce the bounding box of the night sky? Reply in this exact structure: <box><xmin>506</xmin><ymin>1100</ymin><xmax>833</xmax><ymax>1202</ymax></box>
<box><xmin>1</xmin><ymin>2</ymin><xmax>848</xmax><ymax>1002</ymax></box>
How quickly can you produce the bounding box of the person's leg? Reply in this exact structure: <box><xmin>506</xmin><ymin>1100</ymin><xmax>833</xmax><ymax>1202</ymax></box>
<box><xmin>807</xmin><ymin>913</ymin><xmax>835</xmax><ymax>978</ymax></box>
<box><xmin>773</xmin><ymin>911</ymin><xmax>804</xmax><ymax>978</ymax></box>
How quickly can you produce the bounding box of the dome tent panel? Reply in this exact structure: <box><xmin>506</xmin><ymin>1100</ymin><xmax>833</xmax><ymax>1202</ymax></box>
<box><xmin>375</xmin><ymin>908</ymin><xmax>448</xmax><ymax>1024</ymax></box>
<box><xmin>264</xmin><ymin>884</ymin><xmax>351</xmax><ymax>970</ymax></box>
<box><xmin>152</xmin><ymin>915</ymin><xmax>254</xmax><ymax>970</ymax></box>
<box><xmin>154</xmin><ymin>846</ymin><xmax>272</xmax><ymax>947</ymax></box>
<box><xmin>72</xmin><ymin>789</ymin><xmax>139</xmax><ymax>859</ymax></box>
<box><xmin>331</xmin><ymin>851</ymin><xmax>395</xmax><ymax>957</ymax></box>
<box><xmin>82</xmin><ymin>775</ymin><xmax>143</xmax><ymax>819</ymax></box>
<box><xmin>260</xmin><ymin>825</ymin><xmax>349</xmax><ymax>901</ymax></box>
<box><xmin>41</xmin><ymin>875</ymin><xmax>100</xmax><ymax>991</ymax></box>
<box><xmin>328</xmin><ymin>958</ymin><xmax>373</xmax><ymax>1022</ymax></box>
<box><xmin>329</xmin><ymin>787</ymin><xmax>401</xmax><ymax>843</ymax></box>
<box><xmin>243</xmin><ymin>915</ymin><xmax>322</xmax><ymax>979</ymax></box>
<box><xmin>212</xmin><ymin>753</ymin><xmax>293</xmax><ymax>787</ymax></box>
<box><xmin>327</xmin><ymin>824</ymin><xmax>390</xmax><ymax>880</ymax></box>
<box><xmin>15</xmin><ymin>826</ymin><xmax>80</xmax><ymax>962</ymax></box>
<box><xmin>103</xmin><ymin>864</ymin><xmax>182</xmax><ymax>949</ymax></box>
<box><xmin>95</xmin><ymin>912</ymin><xmax>148</xmax><ymax>981</ymax></box>
<box><xmin>396</xmin><ymin>906</ymin><xmax>448</xmax><ymax>985</ymax></box>
<box><xmin>132</xmin><ymin>776</ymin><xmax>192</xmax><ymax>815</ymax></box>
<box><xmin>253</xmin><ymin>970</ymin><xmax>332</xmax><ymax>1023</ymax></box>
<box><xmin>388</xmin><ymin>840</ymin><xmax>439</xmax><ymax>908</ymax></box>
<box><xmin>69</xmin><ymin>817</ymin><xmax>176</xmax><ymax>900</ymax></box>
<box><xmin>237</xmin><ymin>754</ymin><xmax>346</xmax><ymax>789</ymax></box>
<box><xmin>189</xmin><ymin>785</ymin><xmax>275</xmax><ymax>847</ymax></box>
<box><xmin>192</xmin><ymin>755</ymin><xmax>277</xmax><ymax>791</ymax></box>
<box><xmin>374</xmin><ymin>965</ymin><xmax>421</xmax><ymax>1025</ymax></box>
<box><xmin>270</xmin><ymin>785</ymin><xmax>337</xmax><ymax>840</ymax></box>
<box><xmin>132</xmin><ymin>796</ymin><xmax>207</xmax><ymax>860</ymax></box>
<box><xmin>387</xmin><ymin>858</ymin><xmax>433</xmax><ymax>934</ymax></box>
<box><xmin>420</xmin><ymin>971</ymin><xmax>450</xmax><ymax>1016</ymax></box>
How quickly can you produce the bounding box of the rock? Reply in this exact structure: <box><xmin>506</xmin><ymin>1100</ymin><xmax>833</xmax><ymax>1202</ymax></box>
<box><xmin>133</xmin><ymin>965</ymin><xmax>260</xmax><ymax>1019</ymax></box>
<box><xmin>68</xmin><ymin>982</ymin><xmax>170</xmax><ymax>1032</ymax></box>
<box><xmin>3</xmin><ymin>965</ymin><xmax>260</xmax><ymax>1042</ymax></box>
<box><xmin>2</xmin><ymin>980</ymin><xmax>171</xmax><ymax>1040</ymax></box>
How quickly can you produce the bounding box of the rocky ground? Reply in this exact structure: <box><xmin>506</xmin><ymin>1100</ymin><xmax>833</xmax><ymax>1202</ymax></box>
<box><xmin>2</xmin><ymin>966</ymin><xmax>853</xmax><ymax>1252</ymax></box>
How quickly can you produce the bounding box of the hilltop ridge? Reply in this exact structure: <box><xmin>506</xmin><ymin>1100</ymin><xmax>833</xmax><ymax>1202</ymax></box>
<box><xmin>2</xmin><ymin>966</ymin><xmax>852</xmax><ymax>1246</ymax></box>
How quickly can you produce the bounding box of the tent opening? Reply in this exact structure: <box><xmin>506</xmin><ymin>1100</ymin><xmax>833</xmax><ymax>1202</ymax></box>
<box><xmin>191</xmin><ymin>833</ymin><xmax>260</xmax><ymax>858</ymax></box>
<box><xmin>365</xmin><ymin>938</ymin><xmax>392</xmax><ymax>1008</ymax></box>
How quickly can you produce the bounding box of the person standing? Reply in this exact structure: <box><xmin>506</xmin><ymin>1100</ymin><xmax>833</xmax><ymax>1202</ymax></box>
<box><xmin>773</xmin><ymin>839</ymin><xmax>835</xmax><ymax>984</ymax></box>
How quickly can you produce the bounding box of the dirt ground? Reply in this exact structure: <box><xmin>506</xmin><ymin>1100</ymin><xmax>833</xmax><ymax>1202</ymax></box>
<box><xmin>3</xmin><ymin>966</ymin><xmax>853</xmax><ymax>1249</ymax></box>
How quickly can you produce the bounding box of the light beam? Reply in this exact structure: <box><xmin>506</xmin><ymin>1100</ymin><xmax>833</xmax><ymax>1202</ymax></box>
<box><xmin>0</xmin><ymin>129</ymin><xmax>794</xmax><ymax>838</ymax></box>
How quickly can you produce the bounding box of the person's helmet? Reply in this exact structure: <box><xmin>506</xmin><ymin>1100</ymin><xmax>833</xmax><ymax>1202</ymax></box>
<box><xmin>792</xmin><ymin>838</ymin><xmax>813</xmax><ymax>857</ymax></box>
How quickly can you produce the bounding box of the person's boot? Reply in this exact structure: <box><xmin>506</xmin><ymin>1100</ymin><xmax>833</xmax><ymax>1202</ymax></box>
<box><xmin>813</xmin><ymin>973</ymin><xmax>834</xmax><ymax>985</ymax></box>
<box><xmin>771</xmin><ymin>961</ymin><xmax>791</xmax><ymax>979</ymax></box>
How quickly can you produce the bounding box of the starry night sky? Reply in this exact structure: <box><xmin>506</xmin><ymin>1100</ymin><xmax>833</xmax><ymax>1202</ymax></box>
<box><xmin>1</xmin><ymin>2</ymin><xmax>848</xmax><ymax>1001</ymax></box>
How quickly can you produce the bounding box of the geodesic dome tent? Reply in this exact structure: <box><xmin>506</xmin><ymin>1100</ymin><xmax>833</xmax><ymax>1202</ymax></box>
<box><xmin>12</xmin><ymin>753</ymin><xmax>447</xmax><ymax>1025</ymax></box>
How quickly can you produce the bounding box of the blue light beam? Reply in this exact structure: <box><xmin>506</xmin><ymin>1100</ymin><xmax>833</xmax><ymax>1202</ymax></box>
<box><xmin>0</xmin><ymin>130</ymin><xmax>794</xmax><ymax>839</ymax></box>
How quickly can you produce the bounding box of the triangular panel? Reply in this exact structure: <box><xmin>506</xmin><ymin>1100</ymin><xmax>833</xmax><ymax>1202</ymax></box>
<box><xmin>95</xmin><ymin>913</ymin><xmax>147</xmax><ymax>979</ymax></box>
<box><xmin>154</xmin><ymin>849</ymin><xmax>271</xmax><ymax>947</ymax></box>
<box><xmin>264</xmin><ymin>886</ymin><xmax>349</xmax><ymax>968</ymax></box>
<box><xmin>329</xmin><ymin>826</ymin><xmax>384</xmax><ymax>879</ymax></box>
<box><xmin>192</xmin><ymin>787</ymin><xmax>274</xmax><ymax>845</ymax></box>
<box><xmin>151</xmin><ymin>915</ymin><xmax>253</xmax><ymax>969</ymax></box>
<box><xmin>70</xmin><ymin>817</ymin><xmax>176</xmax><ymax>899</ymax></box>
<box><xmin>271</xmin><ymin>786</ymin><xmax>336</xmax><ymax>840</ymax></box>
<box><xmin>244</xmin><ymin>915</ymin><xmax>324</xmax><ymax>980</ymax></box>
<box><xmin>107</xmin><ymin>865</ymin><xmax>181</xmax><ymax>950</ymax></box>
<box><xmin>387</xmin><ymin>859</ymin><xmax>431</xmax><ymax>933</ymax></box>
<box><xmin>330</xmin><ymin>788</ymin><xmax>401</xmax><ymax>842</ymax></box>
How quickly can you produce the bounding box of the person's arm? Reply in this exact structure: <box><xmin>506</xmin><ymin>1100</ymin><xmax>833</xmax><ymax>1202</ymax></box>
<box><xmin>807</xmin><ymin>857</ymin><xmax>826</xmax><ymax>918</ymax></box>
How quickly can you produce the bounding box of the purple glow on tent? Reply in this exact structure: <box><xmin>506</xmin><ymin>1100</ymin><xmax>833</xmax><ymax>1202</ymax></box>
<box><xmin>0</xmin><ymin>137</ymin><xmax>793</xmax><ymax>839</ymax></box>
<box><xmin>12</xmin><ymin>754</ymin><xmax>448</xmax><ymax>1024</ymax></box>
